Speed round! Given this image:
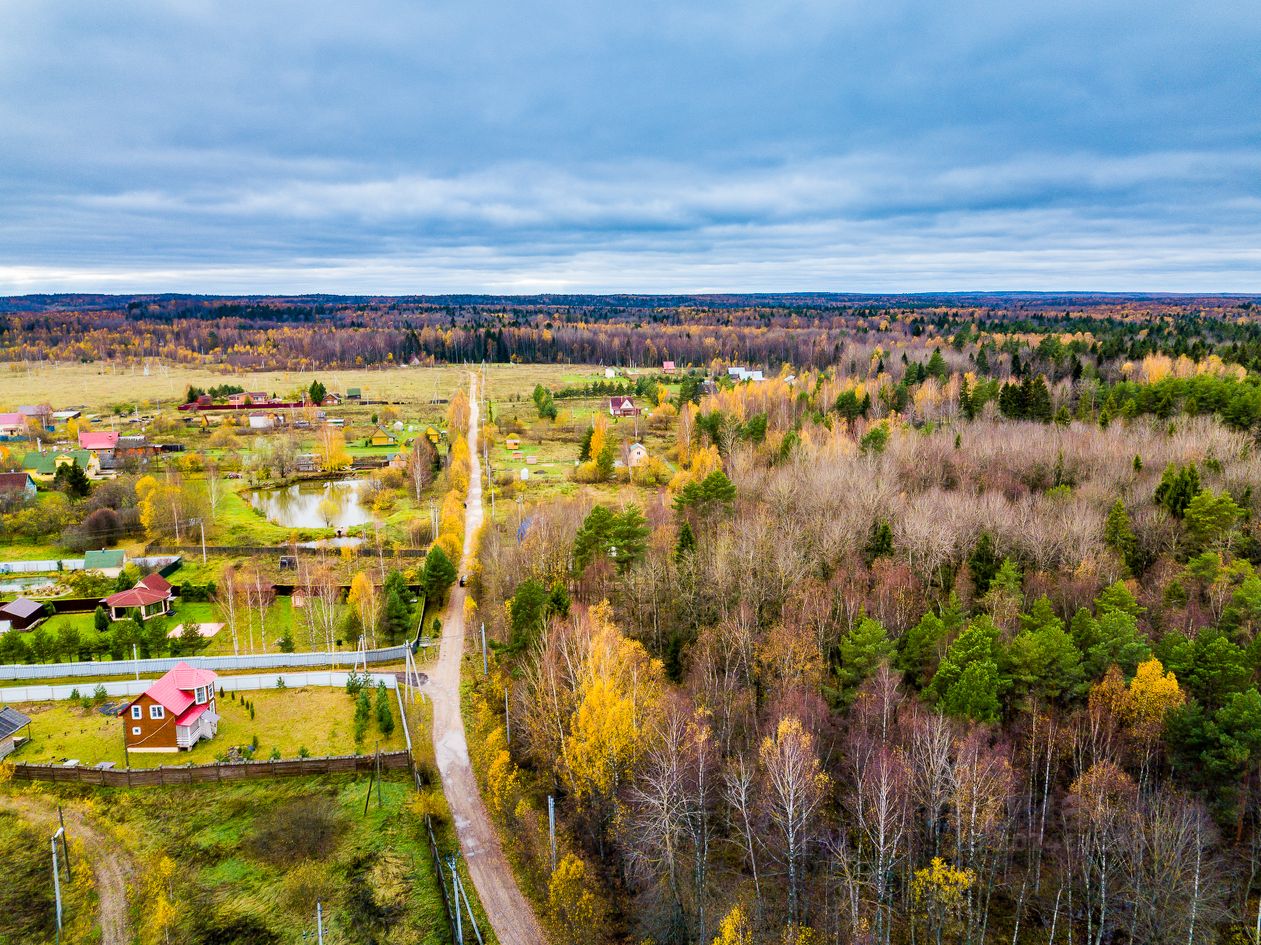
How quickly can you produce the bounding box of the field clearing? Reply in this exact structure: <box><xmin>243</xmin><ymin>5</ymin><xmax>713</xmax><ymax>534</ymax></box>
<box><xmin>11</xmin><ymin>685</ymin><xmax>405</xmax><ymax>768</ymax></box>
<box><xmin>0</xmin><ymin>360</ymin><xmax>632</xmax><ymax>410</ymax></box>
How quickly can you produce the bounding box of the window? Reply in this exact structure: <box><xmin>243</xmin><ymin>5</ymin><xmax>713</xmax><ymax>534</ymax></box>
<box><xmin>131</xmin><ymin>705</ymin><xmax>142</xmax><ymax>720</ymax></box>
<box><xmin>149</xmin><ymin>705</ymin><xmax>165</xmax><ymax>720</ymax></box>
<box><xmin>195</xmin><ymin>687</ymin><xmax>207</xmax><ymax>705</ymax></box>
<box><xmin>131</xmin><ymin>726</ymin><xmax>141</xmax><ymax>736</ymax></box>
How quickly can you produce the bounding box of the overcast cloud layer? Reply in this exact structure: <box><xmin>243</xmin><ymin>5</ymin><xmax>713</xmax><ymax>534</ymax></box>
<box><xmin>1</xmin><ymin>0</ymin><xmax>1258</xmax><ymax>293</ymax></box>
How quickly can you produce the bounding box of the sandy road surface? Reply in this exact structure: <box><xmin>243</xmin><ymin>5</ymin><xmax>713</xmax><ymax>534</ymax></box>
<box><xmin>0</xmin><ymin>793</ymin><xmax>136</xmax><ymax>945</ymax></box>
<box><xmin>427</xmin><ymin>373</ymin><xmax>547</xmax><ymax>945</ymax></box>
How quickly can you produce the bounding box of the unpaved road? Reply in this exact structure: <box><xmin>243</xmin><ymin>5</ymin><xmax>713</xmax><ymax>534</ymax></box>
<box><xmin>428</xmin><ymin>373</ymin><xmax>547</xmax><ymax>945</ymax></box>
<box><xmin>0</xmin><ymin>792</ymin><xmax>135</xmax><ymax>945</ymax></box>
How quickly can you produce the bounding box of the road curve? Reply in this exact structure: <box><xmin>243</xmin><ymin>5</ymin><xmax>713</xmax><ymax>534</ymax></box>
<box><xmin>428</xmin><ymin>373</ymin><xmax>548</xmax><ymax>945</ymax></box>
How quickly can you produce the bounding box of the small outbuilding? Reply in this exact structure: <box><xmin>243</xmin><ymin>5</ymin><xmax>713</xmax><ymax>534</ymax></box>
<box><xmin>0</xmin><ymin>597</ymin><xmax>46</xmax><ymax>631</ymax></box>
<box><xmin>0</xmin><ymin>706</ymin><xmax>32</xmax><ymax>760</ymax></box>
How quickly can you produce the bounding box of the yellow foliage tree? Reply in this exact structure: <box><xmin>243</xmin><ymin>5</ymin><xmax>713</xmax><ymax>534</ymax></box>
<box><xmin>588</xmin><ymin>413</ymin><xmax>608</xmax><ymax>462</ymax></box>
<box><xmin>141</xmin><ymin>853</ymin><xmax>179</xmax><ymax>944</ymax></box>
<box><xmin>711</xmin><ymin>905</ymin><xmax>753</xmax><ymax>945</ymax></box>
<box><xmin>316</xmin><ymin>426</ymin><xmax>350</xmax><ymax>472</ymax></box>
<box><xmin>547</xmin><ymin>853</ymin><xmax>606</xmax><ymax>945</ymax></box>
<box><xmin>911</xmin><ymin>857</ymin><xmax>975</xmax><ymax>945</ymax></box>
<box><xmin>347</xmin><ymin>571</ymin><xmax>380</xmax><ymax>646</ymax></box>
<box><xmin>1121</xmin><ymin>657</ymin><xmax>1185</xmax><ymax>743</ymax></box>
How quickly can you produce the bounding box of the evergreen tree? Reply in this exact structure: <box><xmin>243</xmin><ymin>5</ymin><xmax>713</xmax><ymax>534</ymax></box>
<box><xmin>675</xmin><ymin>520</ymin><xmax>696</xmax><ymax>559</ymax></box>
<box><xmin>837</xmin><ymin>617</ymin><xmax>894</xmax><ymax>694</ymax></box>
<box><xmin>863</xmin><ymin>519</ymin><xmax>894</xmax><ymax>564</ymax></box>
<box><xmin>967</xmin><ymin>534</ymin><xmax>1001</xmax><ymax>595</ymax></box>
<box><xmin>1104</xmin><ymin>499</ymin><xmax>1141</xmax><ymax>574</ymax></box>
<box><xmin>308</xmin><ymin>379</ymin><xmax>327</xmax><ymax>405</ymax></box>
<box><xmin>421</xmin><ymin>545</ymin><xmax>458</xmax><ymax>604</ymax></box>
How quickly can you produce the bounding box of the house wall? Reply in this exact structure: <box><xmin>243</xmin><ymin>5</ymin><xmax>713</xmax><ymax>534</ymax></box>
<box><xmin>0</xmin><ymin>733</ymin><xmax>15</xmax><ymax>760</ymax></box>
<box><xmin>123</xmin><ymin>692</ymin><xmax>179</xmax><ymax>752</ymax></box>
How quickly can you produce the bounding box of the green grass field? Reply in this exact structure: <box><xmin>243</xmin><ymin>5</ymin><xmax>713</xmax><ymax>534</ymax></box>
<box><xmin>12</xmin><ymin>686</ymin><xmax>405</xmax><ymax>767</ymax></box>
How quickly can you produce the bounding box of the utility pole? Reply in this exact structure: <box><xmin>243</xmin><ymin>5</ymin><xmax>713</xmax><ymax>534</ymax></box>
<box><xmin>317</xmin><ymin>900</ymin><xmax>324</xmax><ymax>945</ymax></box>
<box><xmin>133</xmin><ymin>643</ymin><xmax>139</xmax><ymax>680</ymax></box>
<box><xmin>200</xmin><ymin>519</ymin><xmax>207</xmax><ymax>564</ymax></box>
<box><xmin>480</xmin><ymin>622</ymin><xmax>488</xmax><ymax>677</ymax></box>
<box><xmin>57</xmin><ymin>807</ymin><xmax>71</xmax><ymax>880</ymax></box>
<box><xmin>548</xmin><ymin>794</ymin><xmax>557</xmax><ymax>872</ymax></box>
<box><xmin>51</xmin><ymin>827</ymin><xmax>66</xmax><ymax>942</ymax></box>
<box><xmin>504</xmin><ymin>687</ymin><xmax>511</xmax><ymax>744</ymax></box>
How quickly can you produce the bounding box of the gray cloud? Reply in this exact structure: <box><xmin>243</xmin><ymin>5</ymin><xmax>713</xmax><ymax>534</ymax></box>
<box><xmin>0</xmin><ymin>0</ymin><xmax>1257</xmax><ymax>292</ymax></box>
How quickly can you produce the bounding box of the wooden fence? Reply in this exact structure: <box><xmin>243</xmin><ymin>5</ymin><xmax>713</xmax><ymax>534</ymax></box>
<box><xmin>11</xmin><ymin>750</ymin><xmax>412</xmax><ymax>787</ymax></box>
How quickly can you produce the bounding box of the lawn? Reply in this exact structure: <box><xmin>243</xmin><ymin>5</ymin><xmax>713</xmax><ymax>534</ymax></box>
<box><xmin>12</xmin><ymin>686</ymin><xmax>406</xmax><ymax>768</ymax></box>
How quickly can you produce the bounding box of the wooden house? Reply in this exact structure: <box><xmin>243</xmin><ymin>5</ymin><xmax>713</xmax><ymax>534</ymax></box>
<box><xmin>123</xmin><ymin>663</ymin><xmax>219</xmax><ymax>753</ymax></box>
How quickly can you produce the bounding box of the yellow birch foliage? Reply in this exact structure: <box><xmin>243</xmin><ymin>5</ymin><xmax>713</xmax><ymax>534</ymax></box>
<box><xmin>316</xmin><ymin>426</ymin><xmax>350</xmax><ymax>471</ymax></box>
<box><xmin>548</xmin><ymin>853</ymin><xmax>606</xmax><ymax>945</ymax></box>
<box><xmin>589</xmin><ymin>413</ymin><xmax>608</xmax><ymax>460</ymax></box>
<box><xmin>712</xmin><ymin>906</ymin><xmax>753</xmax><ymax>945</ymax></box>
<box><xmin>449</xmin><ymin>434</ymin><xmax>471</xmax><ymax>495</ymax></box>
<box><xmin>1120</xmin><ymin>657</ymin><xmax>1185</xmax><ymax>744</ymax></box>
<box><xmin>141</xmin><ymin>853</ymin><xmax>179</xmax><ymax>944</ymax></box>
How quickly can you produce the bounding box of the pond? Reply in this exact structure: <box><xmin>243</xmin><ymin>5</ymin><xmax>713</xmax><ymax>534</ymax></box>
<box><xmin>248</xmin><ymin>479</ymin><xmax>375</xmax><ymax>531</ymax></box>
<box><xmin>0</xmin><ymin>575</ymin><xmax>57</xmax><ymax>594</ymax></box>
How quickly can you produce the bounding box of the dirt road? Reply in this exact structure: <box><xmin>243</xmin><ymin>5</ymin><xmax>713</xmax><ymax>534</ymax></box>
<box><xmin>0</xmin><ymin>793</ymin><xmax>135</xmax><ymax>945</ymax></box>
<box><xmin>427</xmin><ymin>373</ymin><xmax>548</xmax><ymax>945</ymax></box>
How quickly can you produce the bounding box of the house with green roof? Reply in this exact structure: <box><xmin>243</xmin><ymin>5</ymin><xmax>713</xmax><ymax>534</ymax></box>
<box><xmin>21</xmin><ymin>449</ymin><xmax>98</xmax><ymax>481</ymax></box>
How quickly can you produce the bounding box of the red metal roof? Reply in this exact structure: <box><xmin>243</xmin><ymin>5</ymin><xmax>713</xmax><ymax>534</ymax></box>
<box><xmin>78</xmin><ymin>431</ymin><xmax>119</xmax><ymax>450</ymax></box>
<box><xmin>103</xmin><ymin>572</ymin><xmax>173</xmax><ymax>608</ymax></box>
<box><xmin>127</xmin><ymin>661</ymin><xmax>218</xmax><ymax>716</ymax></box>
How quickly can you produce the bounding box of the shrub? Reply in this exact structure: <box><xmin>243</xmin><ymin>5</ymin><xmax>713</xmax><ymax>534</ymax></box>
<box><xmin>248</xmin><ymin>796</ymin><xmax>343</xmax><ymax>864</ymax></box>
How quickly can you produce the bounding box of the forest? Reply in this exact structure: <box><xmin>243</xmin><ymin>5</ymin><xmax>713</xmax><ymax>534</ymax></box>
<box><xmin>3</xmin><ymin>293</ymin><xmax>1261</xmax><ymax>374</ymax></box>
<box><xmin>465</xmin><ymin>310</ymin><xmax>1261</xmax><ymax>945</ymax></box>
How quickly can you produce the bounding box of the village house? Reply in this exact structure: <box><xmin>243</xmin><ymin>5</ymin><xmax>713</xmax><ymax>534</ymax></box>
<box><xmin>103</xmin><ymin>572</ymin><xmax>174</xmax><ymax>622</ymax></box>
<box><xmin>122</xmin><ymin>662</ymin><xmax>219</xmax><ymax>753</ymax></box>
<box><xmin>662</xmin><ymin>360</ymin><xmax>676</xmax><ymax>374</ymax></box>
<box><xmin>627</xmin><ymin>442</ymin><xmax>649</xmax><ymax>467</ymax></box>
<box><xmin>608</xmin><ymin>396</ymin><xmax>640</xmax><ymax>417</ymax></box>
<box><xmin>367</xmin><ymin>426</ymin><xmax>398</xmax><ymax>447</ymax></box>
<box><xmin>0</xmin><ymin>412</ymin><xmax>27</xmax><ymax>437</ymax></box>
<box><xmin>346</xmin><ymin>387</ymin><xmax>363</xmax><ymax>400</ymax></box>
<box><xmin>23</xmin><ymin>449</ymin><xmax>99</xmax><ymax>482</ymax></box>
<box><xmin>0</xmin><ymin>471</ymin><xmax>37</xmax><ymax>501</ymax></box>
<box><xmin>0</xmin><ymin>706</ymin><xmax>32</xmax><ymax>760</ymax></box>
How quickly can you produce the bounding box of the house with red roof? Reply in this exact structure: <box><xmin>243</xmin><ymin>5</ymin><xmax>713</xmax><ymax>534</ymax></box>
<box><xmin>608</xmin><ymin>396</ymin><xmax>640</xmax><ymax>417</ymax></box>
<box><xmin>123</xmin><ymin>662</ymin><xmax>219</xmax><ymax>752</ymax></box>
<box><xmin>103</xmin><ymin>572</ymin><xmax>174</xmax><ymax>622</ymax></box>
<box><xmin>78</xmin><ymin>430</ymin><xmax>120</xmax><ymax>460</ymax></box>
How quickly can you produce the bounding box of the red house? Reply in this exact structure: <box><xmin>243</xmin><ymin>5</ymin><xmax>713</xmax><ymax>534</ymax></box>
<box><xmin>608</xmin><ymin>396</ymin><xmax>640</xmax><ymax>417</ymax></box>
<box><xmin>103</xmin><ymin>573</ymin><xmax>174</xmax><ymax>622</ymax></box>
<box><xmin>123</xmin><ymin>662</ymin><xmax>219</xmax><ymax>753</ymax></box>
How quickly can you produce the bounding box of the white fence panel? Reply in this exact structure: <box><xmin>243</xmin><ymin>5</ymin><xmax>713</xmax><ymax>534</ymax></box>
<box><xmin>0</xmin><ymin>670</ymin><xmax>400</xmax><ymax>704</ymax></box>
<box><xmin>0</xmin><ymin>645</ymin><xmax>412</xmax><ymax>681</ymax></box>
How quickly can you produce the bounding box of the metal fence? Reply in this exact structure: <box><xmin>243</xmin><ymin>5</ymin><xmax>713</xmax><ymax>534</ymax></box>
<box><xmin>0</xmin><ymin>554</ymin><xmax>180</xmax><ymax>574</ymax></box>
<box><xmin>0</xmin><ymin>669</ymin><xmax>404</xmax><ymax>703</ymax></box>
<box><xmin>12</xmin><ymin>751</ymin><xmax>412</xmax><ymax>787</ymax></box>
<box><xmin>0</xmin><ymin>644</ymin><xmax>412</xmax><ymax>682</ymax></box>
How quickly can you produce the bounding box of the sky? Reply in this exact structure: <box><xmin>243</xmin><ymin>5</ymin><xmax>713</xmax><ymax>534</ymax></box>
<box><xmin>0</xmin><ymin>0</ymin><xmax>1258</xmax><ymax>294</ymax></box>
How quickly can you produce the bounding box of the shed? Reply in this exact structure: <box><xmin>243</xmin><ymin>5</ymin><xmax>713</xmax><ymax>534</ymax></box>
<box><xmin>0</xmin><ymin>706</ymin><xmax>32</xmax><ymax>760</ymax></box>
<box><xmin>0</xmin><ymin>597</ymin><xmax>46</xmax><ymax>631</ymax></box>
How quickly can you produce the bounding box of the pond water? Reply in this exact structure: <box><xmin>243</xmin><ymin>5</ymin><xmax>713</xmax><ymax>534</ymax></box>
<box><xmin>0</xmin><ymin>575</ymin><xmax>56</xmax><ymax>594</ymax></box>
<box><xmin>248</xmin><ymin>479</ymin><xmax>375</xmax><ymax>531</ymax></box>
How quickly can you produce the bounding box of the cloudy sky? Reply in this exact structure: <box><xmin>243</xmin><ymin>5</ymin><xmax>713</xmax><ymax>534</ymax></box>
<box><xmin>1</xmin><ymin>0</ymin><xmax>1258</xmax><ymax>293</ymax></box>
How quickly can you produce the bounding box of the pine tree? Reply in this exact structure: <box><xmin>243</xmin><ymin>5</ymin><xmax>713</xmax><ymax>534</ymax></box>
<box><xmin>1104</xmin><ymin>500</ymin><xmax>1140</xmax><ymax>574</ymax></box>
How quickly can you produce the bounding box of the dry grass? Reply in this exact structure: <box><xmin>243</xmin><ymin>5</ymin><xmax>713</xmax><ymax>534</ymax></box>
<box><xmin>0</xmin><ymin>360</ymin><xmax>639</xmax><ymax>411</ymax></box>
